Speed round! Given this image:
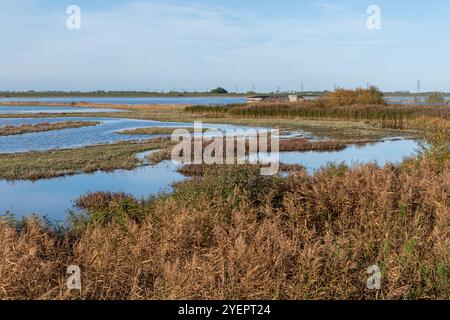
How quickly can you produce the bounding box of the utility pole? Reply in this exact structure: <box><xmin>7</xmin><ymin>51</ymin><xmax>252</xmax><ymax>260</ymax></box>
<box><xmin>417</xmin><ymin>80</ymin><xmax>421</xmax><ymax>93</ymax></box>
<box><xmin>301</xmin><ymin>82</ymin><xmax>304</xmax><ymax>93</ymax></box>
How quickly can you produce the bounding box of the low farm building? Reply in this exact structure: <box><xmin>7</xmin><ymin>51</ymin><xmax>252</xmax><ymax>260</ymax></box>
<box><xmin>246</xmin><ymin>94</ymin><xmax>304</xmax><ymax>103</ymax></box>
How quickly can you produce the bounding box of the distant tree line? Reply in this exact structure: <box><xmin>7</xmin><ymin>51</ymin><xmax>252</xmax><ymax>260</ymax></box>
<box><xmin>0</xmin><ymin>89</ymin><xmax>240</xmax><ymax>98</ymax></box>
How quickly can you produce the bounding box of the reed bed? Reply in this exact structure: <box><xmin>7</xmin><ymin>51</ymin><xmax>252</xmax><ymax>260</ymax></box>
<box><xmin>186</xmin><ymin>102</ymin><xmax>450</xmax><ymax>130</ymax></box>
<box><xmin>326</xmin><ymin>87</ymin><xmax>386</xmax><ymax>106</ymax></box>
<box><xmin>0</xmin><ymin>154</ymin><xmax>448</xmax><ymax>300</ymax></box>
<box><xmin>118</xmin><ymin>127</ymin><xmax>208</xmax><ymax>136</ymax></box>
<box><xmin>0</xmin><ymin>126</ymin><xmax>447</xmax><ymax>300</ymax></box>
<box><xmin>177</xmin><ymin>163</ymin><xmax>217</xmax><ymax>176</ymax></box>
<box><xmin>0</xmin><ymin>121</ymin><xmax>100</xmax><ymax>136</ymax></box>
<box><xmin>177</xmin><ymin>163</ymin><xmax>305</xmax><ymax>177</ymax></box>
<box><xmin>0</xmin><ymin>138</ymin><xmax>171</xmax><ymax>180</ymax></box>
<box><xmin>119</xmin><ymin>127</ymin><xmax>182</xmax><ymax>135</ymax></box>
<box><xmin>279</xmin><ymin>138</ymin><xmax>347</xmax><ymax>152</ymax></box>
<box><xmin>186</xmin><ymin>88</ymin><xmax>449</xmax><ymax>131</ymax></box>
<box><xmin>147</xmin><ymin>138</ymin><xmax>349</xmax><ymax>165</ymax></box>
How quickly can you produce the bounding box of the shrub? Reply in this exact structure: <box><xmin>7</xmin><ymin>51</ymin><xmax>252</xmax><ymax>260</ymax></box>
<box><xmin>74</xmin><ymin>192</ymin><xmax>147</xmax><ymax>226</ymax></box>
<box><xmin>326</xmin><ymin>86</ymin><xmax>386</xmax><ymax>106</ymax></box>
<box><xmin>426</xmin><ymin>92</ymin><xmax>446</xmax><ymax>105</ymax></box>
<box><xmin>418</xmin><ymin>120</ymin><xmax>450</xmax><ymax>166</ymax></box>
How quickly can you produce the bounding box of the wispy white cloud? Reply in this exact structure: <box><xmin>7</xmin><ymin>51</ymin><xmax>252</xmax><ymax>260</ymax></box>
<box><xmin>0</xmin><ymin>0</ymin><xmax>444</xmax><ymax>91</ymax></box>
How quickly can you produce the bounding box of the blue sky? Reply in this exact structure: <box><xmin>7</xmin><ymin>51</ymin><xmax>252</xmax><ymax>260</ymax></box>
<box><xmin>1</xmin><ymin>0</ymin><xmax>450</xmax><ymax>92</ymax></box>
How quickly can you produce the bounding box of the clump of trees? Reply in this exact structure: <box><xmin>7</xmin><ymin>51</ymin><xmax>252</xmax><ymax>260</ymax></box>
<box><xmin>326</xmin><ymin>86</ymin><xmax>386</xmax><ymax>106</ymax></box>
<box><xmin>210</xmin><ymin>87</ymin><xmax>228</xmax><ymax>94</ymax></box>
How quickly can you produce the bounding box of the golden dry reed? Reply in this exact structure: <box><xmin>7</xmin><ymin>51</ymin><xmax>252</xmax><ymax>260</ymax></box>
<box><xmin>186</xmin><ymin>88</ymin><xmax>450</xmax><ymax>130</ymax></box>
<box><xmin>0</xmin><ymin>126</ymin><xmax>448</xmax><ymax>300</ymax></box>
<box><xmin>0</xmin><ymin>157</ymin><xmax>448</xmax><ymax>300</ymax></box>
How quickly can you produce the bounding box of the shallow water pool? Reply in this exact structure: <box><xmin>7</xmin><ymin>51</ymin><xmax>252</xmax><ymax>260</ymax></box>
<box><xmin>0</xmin><ymin>105</ymin><xmax>121</xmax><ymax>114</ymax></box>
<box><xmin>0</xmin><ymin>139</ymin><xmax>419</xmax><ymax>221</ymax></box>
<box><xmin>0</xmin><ymin>117</ymin><xmax>261</xmax><ymax>154</ymax></box>
<box><xmin>0</xmin><ymin>161</ymin><xmax>185</xmax><ymax>221</ymax></box>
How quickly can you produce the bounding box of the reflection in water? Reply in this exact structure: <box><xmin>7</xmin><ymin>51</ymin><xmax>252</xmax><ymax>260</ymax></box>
<box><xmin>0</xmin><ymin>139</ymin><xmax>419</xmax><ymax>221</ymax></box>
<box><xmin>251</xmin><ymin>139</ymin><xmax>419</xmax><ymax>174</ymax></box>
<box><xmin>279</xmin><ymin>139</ymin><xmax>418</xmax><ymax>173</ymax></box>
<box><xmin>0</xmin><ymin>161</ymin><xmax>185</xmax><ymax>221</ymax></box>
<box><xmin>0</xmin><ymin>116</ymin><xmax>260</xmax><ymax>154</ymax></box>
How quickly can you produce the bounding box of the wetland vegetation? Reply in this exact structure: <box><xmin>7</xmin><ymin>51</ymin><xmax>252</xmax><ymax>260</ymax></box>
<box><xmin>4</xmin><ymin>88</ymin><xmax>448</xmax><ymax>139</ymax></box>
<box><xmin>0</xmin><ymin>121</ymin><xmax>99</xmax><ymax>136</ymax></box>
<box><xmin>1</xmin><ymin>129</ymin><xmax>448</xmax><ymax>299</ymax></box>
<box><xmin>0</xmin><ymin>138</ymin><xmax>170</xmax><ymax>180</ymax></box>
<box><xmin>117</xmin><ymin>127</ymin><xmax>208</xmax><ymax>135</ymax></box>
<box><xmin>0</xmin><ymin>89</ymin><xmax>448</xmax><ymax>300</ymax></box>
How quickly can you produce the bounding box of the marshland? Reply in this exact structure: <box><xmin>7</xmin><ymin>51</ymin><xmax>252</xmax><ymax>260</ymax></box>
<box><xmin>0</xmin><ymin>88</ymin><xmax>449</xmax><ymax>300</ymax></box>
<box><xmin>0</xmin><ymin>121</ymin><xmax>100</xmax><ymax>136</ymax></box>
<box><xmin>4</xmin><ymin>0</ymin><xmax>450</xmax><ymax>307</ymax></box>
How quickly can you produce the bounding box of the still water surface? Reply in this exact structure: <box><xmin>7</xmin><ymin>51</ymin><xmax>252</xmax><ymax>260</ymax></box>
<box><xmin>253</xmin><ymin>139</ymin><xmax>418</xmax><ymax>174</ymax></box>
<box><xmin>0</xmin><ymin>106</ymin><xmax>121</xmax><ymax>114</ymax></box>
<box><xmin>0</xmin><ymin>161</ymin><xmax>185</xmax><ymax>221</ymax></box>
<box><xmin>0</xmin><ymin>117</ymin><xmax>257</xmax><ymax>154</ymax></box>
<box><xmin>0</xmin><ymin>140</ymin><xmax>418</xmax><ymax>221</ymax></box>
<box><xmin>2</xmin><ymin>96</ymin><xmax>449</xmax><ymax>106</ymax></box>
<box><xmin>0</xmin><ymin>96</ymin><xmax>246</xmax><ymax>105</ymax></box>
<box><xmin>0</xmin><ymin>106</ymin><xmax>420</xmax><ymax>220</ymax></box>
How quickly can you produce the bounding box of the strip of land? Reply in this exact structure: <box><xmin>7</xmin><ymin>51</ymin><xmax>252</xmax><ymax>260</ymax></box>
<box><xmin>177</xmin><ymin>163</ymin><xmax>305</xmax><ymax>176</ymax></box>
<box><xmin>0</xmin><ymin>133</ymin><xmax>377</xmax><ymax>181</ymax></box>
<box><xmin>146</xmin><ymin>137</ymin><xmax>380</xmax><ymax>165</ymax></box>
<box><xmin>0</xmin><ymin>138</ymin><xmax>171</xmax><ymax>180</ymax></box>
<box><xmin>118</xmin><ymin>127</ymin><xmax>208</xmax><ymax>135</ymax></box>
<box><xmin>0</xmin><ymin>101</ymin><xmax>428</xmax><ymax>140</ymax></box>
<box><xmin>0</xmin><ymin>121</ymin><xmax>100</xmax><ymax>136</ymax></box>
